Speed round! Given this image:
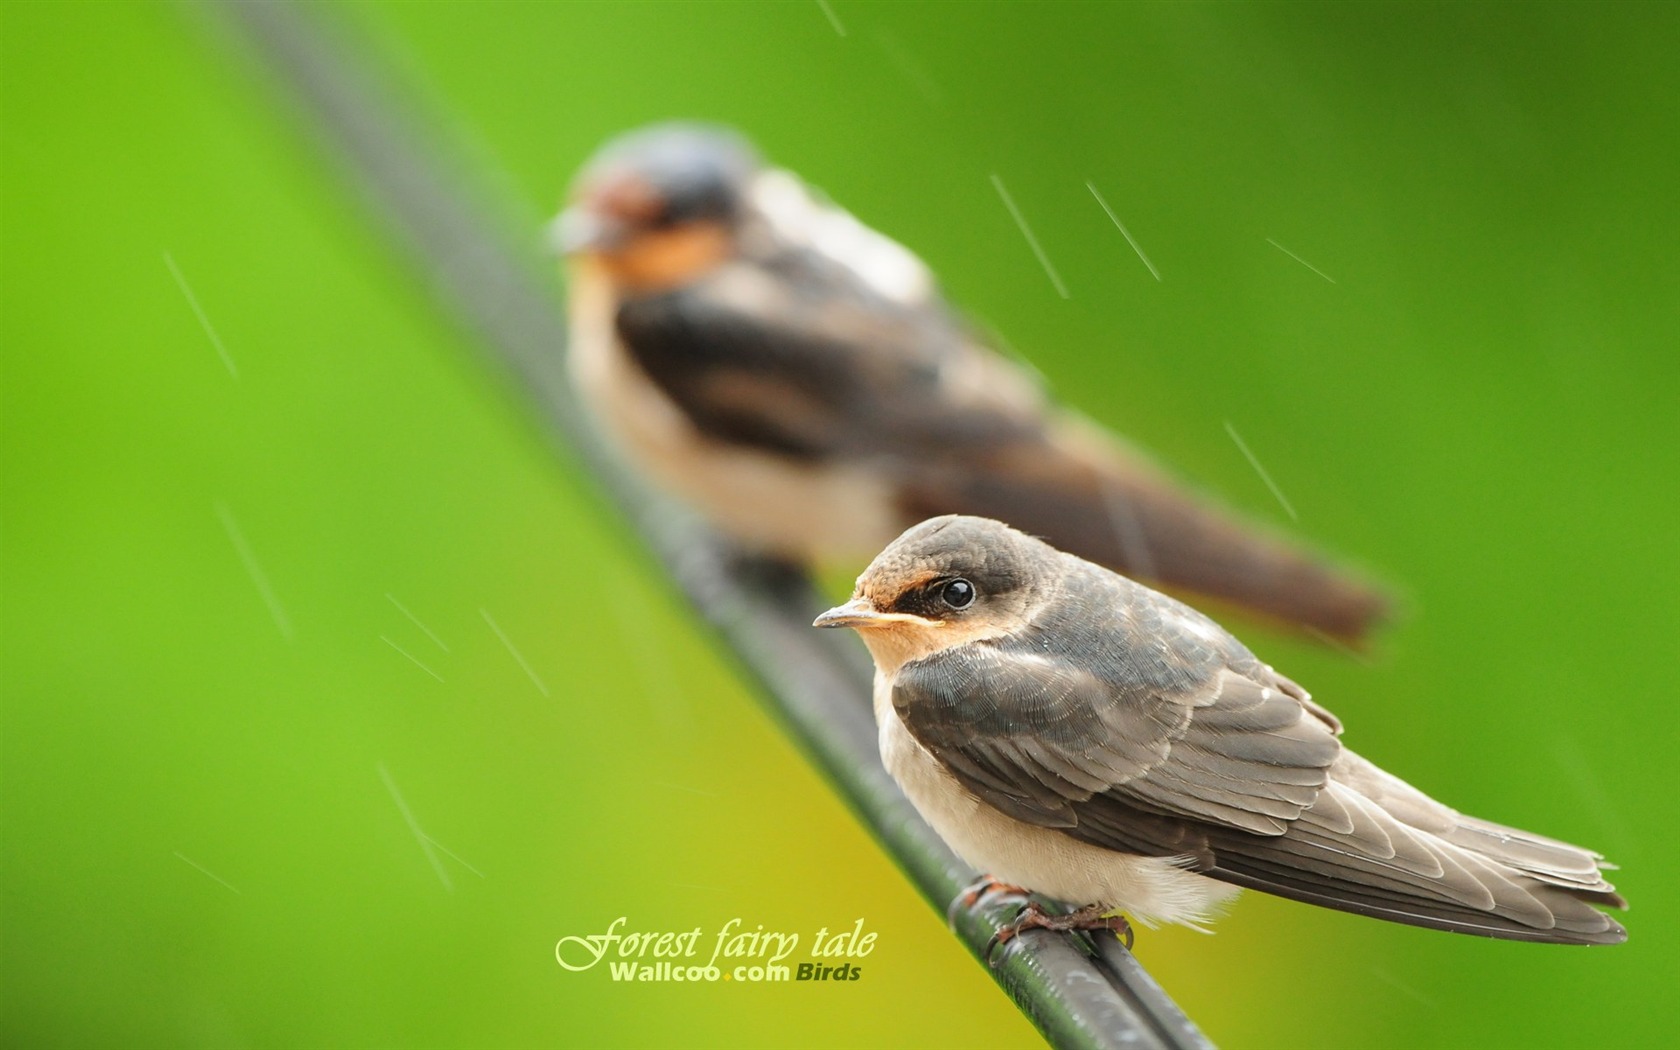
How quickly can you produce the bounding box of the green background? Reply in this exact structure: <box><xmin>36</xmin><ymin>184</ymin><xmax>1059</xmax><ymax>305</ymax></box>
<box><xmin>4</xmin><ymin>2</ymin><xmax>1676</xmax><ymax>1047</ymax></box>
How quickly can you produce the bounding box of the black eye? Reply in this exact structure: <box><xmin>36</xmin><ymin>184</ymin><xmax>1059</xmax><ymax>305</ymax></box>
<box><xmin>940</xmin><ymin>578</ymin><xmax>975</xmax><ymax>610</ymax></box>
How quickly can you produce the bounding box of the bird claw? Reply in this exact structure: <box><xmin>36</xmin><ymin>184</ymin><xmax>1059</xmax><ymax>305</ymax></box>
<box><xmin>947</xmin><ymin>874</ymin><xmax>1033</xmax><ymax>930</ymax></box>
<box><xmin>984</xmin><ymin>902</ymin><xmax>1134</xmax><ymax>967</ymax></box>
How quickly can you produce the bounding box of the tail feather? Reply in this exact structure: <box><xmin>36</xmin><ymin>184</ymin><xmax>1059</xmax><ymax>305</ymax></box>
<box><xmin>1212</xmin><ymin>855</ymin><xmax>1626</xmax><ymax>944</ymax></box>
<box><xmin>1199</xmin><ymin>750</ymin><xmax>1627</xmax><ymax>945</ymax></box>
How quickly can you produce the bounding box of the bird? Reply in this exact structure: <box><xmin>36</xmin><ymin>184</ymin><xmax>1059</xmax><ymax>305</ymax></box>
<box><xmin>555</xmin><ymin>122</ymin><xmax>1388</xmax><ymax>642</ymax></box>
<box><xmin>813</xmin><ymin>515</ymin><xmax>1627</xmax><ymax>948</ymax></box>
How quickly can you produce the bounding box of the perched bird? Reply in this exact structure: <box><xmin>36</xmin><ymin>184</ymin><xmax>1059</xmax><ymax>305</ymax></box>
<box><xmin>814</xmin><ymin>515</ymin><xmax>1627</xmax><ymax>947</ymax></box>
<box><xmin>556</xmin><ymin>122</ymin><xmax>1387</xmax><ymax>641</ymax></box>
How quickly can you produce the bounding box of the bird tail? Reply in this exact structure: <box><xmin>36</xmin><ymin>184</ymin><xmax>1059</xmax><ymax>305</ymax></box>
<box><xmin>898</xmin><ymin>413</ymin><xmax>1390</xmax><ymax>643</ymax></box>
<box><xmin>1205</xmin><ymin>751</ymin><xmax>1627</xmax><ymax>945</ymax></box>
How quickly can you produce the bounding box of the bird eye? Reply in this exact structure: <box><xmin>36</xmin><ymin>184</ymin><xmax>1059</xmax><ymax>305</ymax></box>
<box><xmin>940</xmin><ymin>578</ymin><xmax>976</xmax><ymax>610</ymax></box>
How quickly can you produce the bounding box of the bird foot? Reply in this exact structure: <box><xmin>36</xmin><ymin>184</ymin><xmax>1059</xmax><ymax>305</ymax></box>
<box><xmin>985</xmin><ymin>902</ymin><xmax>1133</xmax><ymax>966</ymax></box>
<box><xmin>947</xmin><ymin>874</ymin><xmax>1033</xmax><ymax>930</ymax></box>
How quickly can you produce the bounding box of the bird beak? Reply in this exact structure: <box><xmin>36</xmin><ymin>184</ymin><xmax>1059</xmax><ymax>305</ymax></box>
<box><xmin>547</xmin><ymin>206</ymin><xmax>625</xmax><ymax>255</ymax></box>
<box><xmin>814</xmin><ymin>597</ymin><xmax>903</xmax><ymax>630</ymax></box>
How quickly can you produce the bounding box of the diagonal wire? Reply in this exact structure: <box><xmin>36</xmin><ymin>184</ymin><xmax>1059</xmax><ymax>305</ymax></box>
<box><xmin>196</xmin><ymin>4</ymin><xmax>1213</xmax><ymax>1046</ymax></box>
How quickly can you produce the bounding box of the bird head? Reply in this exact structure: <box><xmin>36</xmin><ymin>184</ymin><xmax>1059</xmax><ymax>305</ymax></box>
<box><xmin>815</xmin><ymin>515</ymin><xmax>1051</xmax><ymax>673</ymax></box>
<box><xmin>552</xmin><ymin>123</ymin><xmax>759</xmax><ymax>291</ymax></box>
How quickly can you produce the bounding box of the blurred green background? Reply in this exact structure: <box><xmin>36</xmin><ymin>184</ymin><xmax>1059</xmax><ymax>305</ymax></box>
<box><xmin>3</xmin><ymin>2</ymin><xmax>1676</xmax><ymax>1047</ymax></box>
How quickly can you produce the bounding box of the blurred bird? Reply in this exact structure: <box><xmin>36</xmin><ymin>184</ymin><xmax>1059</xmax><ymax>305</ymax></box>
<box><xmin>555</xmin><ymin>122</ymin><xmax>1386</xmax><ymax>642</ymax></box>
<box><xmin>815</xmin><ymin>515</ymin><xmax>1627</xmax><ymax>948</ymax></box>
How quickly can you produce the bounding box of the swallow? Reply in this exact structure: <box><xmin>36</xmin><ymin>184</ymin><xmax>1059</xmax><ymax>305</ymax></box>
<box><xmin>814</xmin><ymin>515</ymin><xmax>1627</xmax><ymax>947</ymax></box>
<box><xmin>556</xmin><ymin>122</ymin><xmax>1387</xmax><ymax>642</ymax></box>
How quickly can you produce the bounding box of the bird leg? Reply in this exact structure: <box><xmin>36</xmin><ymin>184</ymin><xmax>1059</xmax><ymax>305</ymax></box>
<box><xmin>985</xmin><ymin>902</ymin><xmax>1134</xmax><ymax>965</ymax></box>
<box><xmin>947</xmin><ymin>874</ymin><xmax>1033</xmax><ymax>929</ymax></box>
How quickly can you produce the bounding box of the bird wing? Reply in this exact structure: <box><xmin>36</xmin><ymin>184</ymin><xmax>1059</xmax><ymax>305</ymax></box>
<box><xmin>893</xmin><ymin>569</ymin><xmax>1626</xmax><ymax>943</ymax></box>
<box><xmin>892</xmin><ymin>567</ymin><xmax>1340</xmax><ymax>835</ymax></box>
<box><xmin>613</xmin><ymin>255</ymin><xmax>1047</xmax><ymax>462</ymax></box>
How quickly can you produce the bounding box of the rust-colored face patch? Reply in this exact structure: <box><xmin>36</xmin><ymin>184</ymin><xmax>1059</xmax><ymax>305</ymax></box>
<box><xmin>864</xmin><ymin>570</ymin><xmax>946</xmax><ymax>617</ymax></box>
<box><xmin>599</xmin><ymin>221</ymin><xmax>733</xmax><ymax>292</ymax></box>
<box><xmin>867</xmin><ymin>570</ymin><xmax>943</xmax><ymax>604</ymax></box>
